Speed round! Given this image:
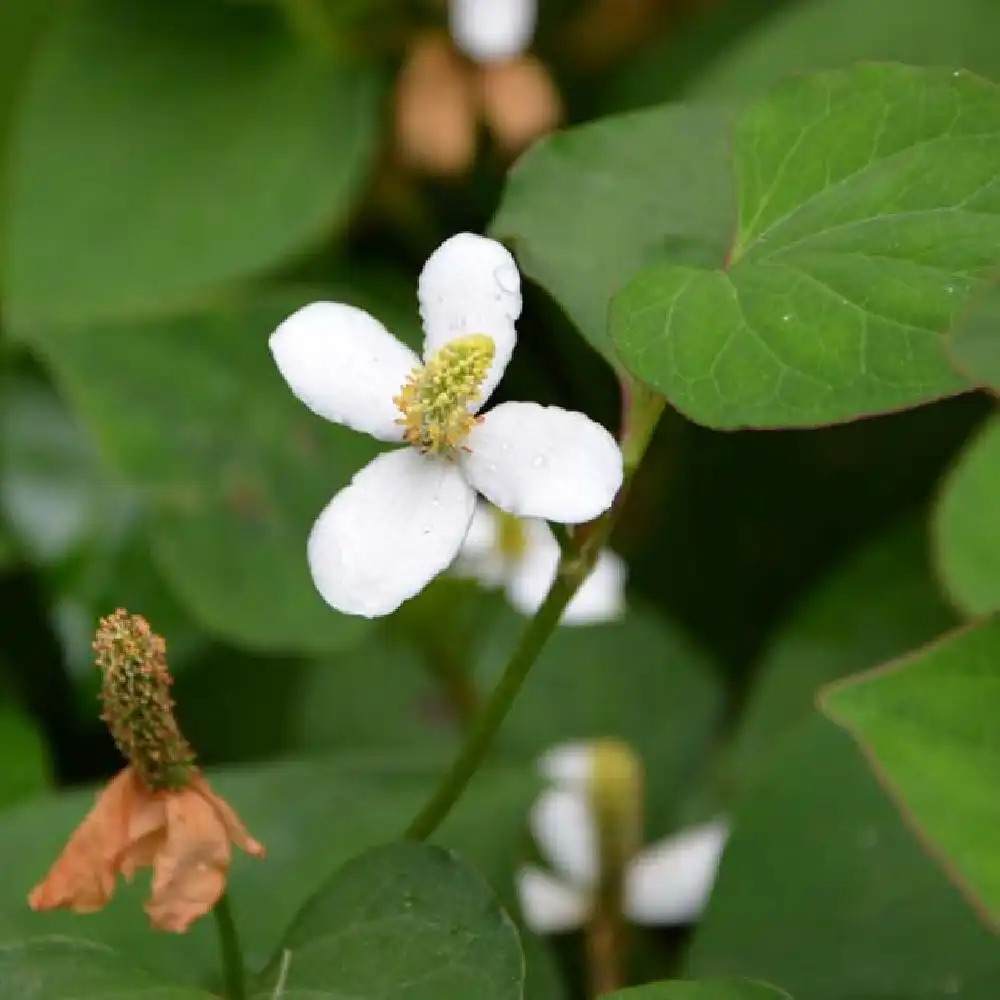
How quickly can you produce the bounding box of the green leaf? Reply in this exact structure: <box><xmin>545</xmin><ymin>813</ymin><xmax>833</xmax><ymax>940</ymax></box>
<box><xmin>612</xmin><ymin>64</ymin><xmax>1000</xmax><ymax>429</ymax></box>
<box><xmin>603</xmin><ymin>983</ymin><xmax>791</xmax><ymax>1000</ymax></box>
<box><xmin>726</xmin><ymin>519</ymin><xmax>955</xmax><ymax>793</ymax></box>
<box><xmin>15</xmin><ymin>291</ymin><xmax>389</xmax><ymax>654</ymax></box>
<box><xmin>950</xmin><ymin>280</ymin><xmax>1000</xmax><ymax>392</ymax></box>
<box><xmin>823</xmin><ymin>617</ymin><xmax>1000</xmax><ymax>931</ymax></box>
<box><xmin>0</xmin><ymin>938</ymin><xmax>212</xmax><ymax>999</ymax></box>
<box><xmin>0</xmin><ymin>0</ymin><xmax>54</xmax><ymax>257</ymax></box>
<box><xmin>173</xmin><ymin>628</ymin><xmax>450</xmax><ymax>764</ymax></box>
<box><xmin>935</xmin><ymin>415</ymin><xmax>1000</xmax><ymax>615</ymax></box>
<box><xmin>0</xmin><ymin>755</ymin><xmax>535</xmax><ymax>989</ymax></box>
<box><xmin>3</xmin><ymin>0</ymin><xmax>381</xmax><ymax>326</ymax></box>
<box><xmin>490</xmin><ymin>104</ymin><xmax>734</xmax><ymax>362</ymax></box>
<box><xmin>686</xmin><ymin>716</ymin><xmax>999</xmax><ymax>999</ymax></box>
<box><xmin>479</xmin><ymin>602</ymin><xmax>722</xmax><ymax>831</ymax></box>
<box><xmin>256</xmin><ymin>841</ymin><xmax>523</xmax><ymax>1000</ymax></box>
<box><xmin>680</xmin><ymin>0</ymin><xmax>1000</xmax><ymax>106</ymax></box>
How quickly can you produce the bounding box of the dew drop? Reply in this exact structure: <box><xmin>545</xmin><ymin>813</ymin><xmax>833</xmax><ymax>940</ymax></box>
<box><xmin>782</xmin><ymin>313</ymin><xmax>792</xmax><ymax>322</ymax></box>
<box><xmin>531</xmin><ymin>455</ymin><xmax>547</xmax><ymax>469</ymax></box>
<box><xmin>494</xmin><ymin>264</ymin><xmax>519</xmax><ymax>293</ymax></box>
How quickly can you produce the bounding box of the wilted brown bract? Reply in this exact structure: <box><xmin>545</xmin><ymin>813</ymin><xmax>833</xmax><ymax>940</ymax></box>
<box><xmin>29</xmin><ymin>767</ymin><xmax>265</xmax><ymax>933</ymax></box>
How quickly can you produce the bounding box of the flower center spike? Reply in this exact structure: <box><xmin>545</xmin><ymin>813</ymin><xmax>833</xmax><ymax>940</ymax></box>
<box><xmin>394</xmin><ymin>334</ymin><xmax>495</xmax><ymax>454</ymax></box>
<box><xmin>94</xmin><ymin>610</ymin><xmax>195</xmax><ymax>790</ymax></box>
<box><xmin>496</xmin><ymin>509</ymin><xmax>528</xmax><ymax>559</ymax></box>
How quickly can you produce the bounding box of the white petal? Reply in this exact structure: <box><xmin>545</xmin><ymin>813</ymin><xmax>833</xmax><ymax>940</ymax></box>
<box><xmin>418</xmin><ymin>233</ymin><xmax>521</xmax><ymax>404</ymax></box>
<box><xmin>270</xmin><ymin>302</ymin><xmax>418</xmax><ymax>442</ymax></box>
<box><xmin>450</xmin><ymin>502</ymin><xmax>507</xmax><ymax>586</ymax></box>
<box><xmin>449</xmin><ymin>0</ymin><xmax>537</xmax><ymax>63</ymax></box>
<box><xmin>562</xmin><ymin>550</ymin><xmax>627</xmax><ymax>625</ymax></box>
<box><xmin>516</xmin><ymin>866</ymin><xmax>589</xmax><ymax>934</ymax></box>
<box><xmin>538</xmin><ymin>741</ymin><xmax>595</xmax><ymax>791</ymax></box>
<box><xmin>506</xmin><ymin>523</ymin><xmax>627</xmax><ymax>625</ymax></box>
<box><xmin>531</xmin><ymin>786</ymin><xmax>599</xmax><ymax>890</ymax></box>
<box><xmin>624</xmin><ymin>820</ymin><xmax>730</xmax><ymax>926</ymax></box>
<box><xmin>462</xmin><ymin>403</ymin><xmax>623</xmax><ymax>523</ymax></box>
<box><xmin>307</xmin><ymin>449</ymin><xmax>475</xmax><ymax>617</ymax></box>
<box><xmin>504</xmin><ymin>518</ymin><xmax>560</xmax><ymax>616</ymax></box>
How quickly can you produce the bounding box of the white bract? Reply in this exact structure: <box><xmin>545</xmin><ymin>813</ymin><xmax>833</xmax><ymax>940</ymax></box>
<box><xmin>449</xmin><ymin>0</ymin><xmax>537</xmax><ymax>63</ymax></box>
<box><xmin>270</xmin><ymin>233</ymin><xmax>623</xmax><ymax>618</ymax></box>
<box><xmin>518</xmin><ymin>741</ymin><xmax>729</xmax><ymax>933</ymax></box>
<box><xmin>454</xmin><ymin>502</ymin><xmax>626</xmax><ymax>625</ymax></box>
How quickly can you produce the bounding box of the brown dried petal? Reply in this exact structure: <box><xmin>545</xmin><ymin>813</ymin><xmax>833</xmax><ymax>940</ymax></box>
<box><xmin>145</xmin><ymin>787</ymin><xmax>233</xmax><ymax>933</ymax></box>
<box><xmin>479</xmin><ymin>56</ymin><xmax>562</xmax><ymax>158</ymax></box>
<box><xmin>190</xmin><ymin>773</ymin><xmax>266</xmax><ymax>859</ymax></box>
<box><xmin>396</xmin><ymin>33</ymin><xmax>478</xmax><ymax>176</ymax></box>
<box><xmin>28</xmin><ymin>768</ymin><xmax>136</xmax><ymax>914</ymax></box>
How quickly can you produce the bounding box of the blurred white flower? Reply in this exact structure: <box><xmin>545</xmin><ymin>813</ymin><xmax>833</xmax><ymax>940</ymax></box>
<box><xmin>453</xmin><ymin>502</ymin><xmax>626</xmax><ymax>625</ymax></box>
<box><xmin>270</xmin><ymin>233</ymin><xmax>623</xmax><ymax>619</ymax></box>
<box><xmin>518</xmin><ymin>741</ymin><xmax>729</xmax><ymax>933</ymax></box>
<box><xmin>449</xmin><ymin>0</ymin><xmax>538</xmax><ymax>63</ymax></box>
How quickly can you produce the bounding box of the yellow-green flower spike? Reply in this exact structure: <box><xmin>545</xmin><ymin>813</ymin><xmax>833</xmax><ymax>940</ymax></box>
<box><xmin>496</xmin><ymin>510</ymin><xmax>528</xmax><ymax>559</ymax></box>
<box><xmin>93</xmin><ymin>609</ymin><xmax>196</xmax><ymax>790</ymax></box>
<box><xmin>394</xmin><ymin>335</ymin><xmax>495</xmax><ymax>454</ymax></box>
<box><xmin>589</xmin><ymin>739</ymin><xmax>644</xmax><ymax>897</ymax></box>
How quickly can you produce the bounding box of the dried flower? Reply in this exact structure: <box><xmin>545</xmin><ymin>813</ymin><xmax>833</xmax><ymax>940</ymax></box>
<box><xmin>28</xmin><ymin>610</ymin><xmax>265</xmax><ymax>932</ymax></box>
<box><xmin>394</xmin><ymin>18</ymin><xmax>562</xmax><ymax>177</ymax></box>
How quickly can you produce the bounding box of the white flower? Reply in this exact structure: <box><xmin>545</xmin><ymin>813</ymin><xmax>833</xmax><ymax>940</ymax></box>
<box><xmin>269</xmin><ymin>233</ymin><xmax>623</xmax><ymax>619</ymax></box>
<box><xmin>449</xmin><ymin>0</ymin><xmax>538</xmax><ymax>63</ymax></box>
<box><xmin>453</xmin><ymin>502</ymin><xmax>626</xmax><ymax>625</ymax></box>
<box><xmin>518</xmin><ymin>741</ymin><xmax>729</xmax><ymax>933</ymax></box>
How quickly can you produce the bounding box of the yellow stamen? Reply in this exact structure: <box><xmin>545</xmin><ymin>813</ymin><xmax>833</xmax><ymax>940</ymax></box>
<box><xmin>394</xmin><ymin>335</ymin><xmax>495</xmax><ymax>454</ymax></box>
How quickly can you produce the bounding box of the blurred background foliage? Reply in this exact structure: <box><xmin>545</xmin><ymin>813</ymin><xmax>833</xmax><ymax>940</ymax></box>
<box><xmin>0</xmin><ymin>0</ymin><xmax>998</xmax><ymax>997</ymax></box>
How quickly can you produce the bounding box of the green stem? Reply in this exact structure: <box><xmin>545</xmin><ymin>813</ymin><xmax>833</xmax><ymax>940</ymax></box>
<box><xmin>404</xmin><ymin>571</ymin><xmax>577</xmax><ymax>840</ymax></box>
<box><xmin>213</xmin><ymin>894</ymin><xmax>246</xmax><ymax>1000</ymax></box>
<box><xmin>402</xmin><ymin>386</ymin><xmax>663</xmax><ymax>843</ymax></box>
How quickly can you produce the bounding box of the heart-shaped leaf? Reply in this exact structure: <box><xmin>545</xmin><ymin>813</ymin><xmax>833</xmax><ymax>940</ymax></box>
<box><xmin>491</xmin><ymin>104</ymin><xmax>734</xmax><ymax>363</ymax></box>
<box><xmin>13</xmin><ymin>289</ymin><xmax>419</xmax><ymax>653</ymax></box>
<box><xmin>0</xmin><ymin>938</ymin><xmax>212</xmax><ymax>999</ymax></box>
<box><xmin>686</xmin><ymin>716</ymin><xmax>999</xmax><ymax>999</ymax></box>
<box><xmin>3</xmin><ymin>0</ymin><xmax>381</xmax><ymax>326</ymax></box>
<box><xmin>823</xmin><ymin>617</ymin><xmax>1000</xmax><ymax>930</ymax></box>
<box><xmin>256</xmin><ymin>841</ymin><xmax>523</xmax><ymax>1000</ymax></box>
<box><xmin>934</xmin><ymin>415</ymin><xmax>1000</xmax><ymax>615</ymax></box>
<box><xmin>613</xmin><ymin>65</ymin><xmax>1000</xmax><ymax>428</ymax></box>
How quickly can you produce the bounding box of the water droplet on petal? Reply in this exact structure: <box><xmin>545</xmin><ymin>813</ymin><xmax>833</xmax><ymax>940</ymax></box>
<box><xmin>494</xmin><ymin>264</ymin><xmax>518</xmax><ymax>294</ymax></box>
<box><xmin>531</xmin><ymin>455</ymin><xmax>547</xmax><ymax>469</ymax></box>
